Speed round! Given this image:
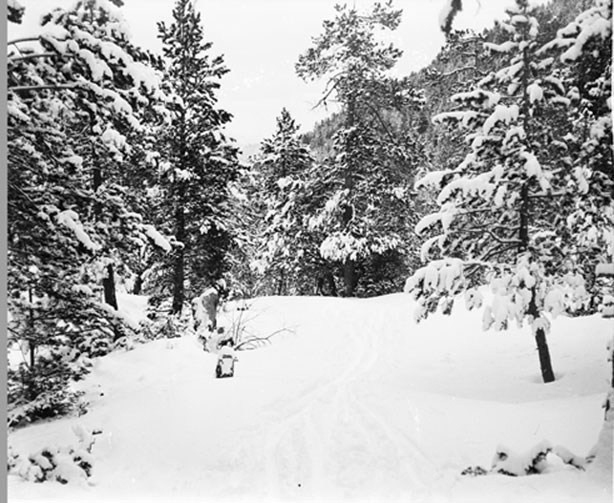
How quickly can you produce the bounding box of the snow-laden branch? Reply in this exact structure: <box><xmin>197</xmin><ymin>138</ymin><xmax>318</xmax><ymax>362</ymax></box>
<box><xmin>56</xmin><ymin>210</ymin><xmax>102</xmax><ymax>252</ymax></box>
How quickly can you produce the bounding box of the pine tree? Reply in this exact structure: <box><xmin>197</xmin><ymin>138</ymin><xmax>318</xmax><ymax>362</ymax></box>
<box><xmin>7</xmin><ymin>0</ymin><xmax>170</xmax><ymax>424</ymax></box>
<box><xmin>156</xmin><ymin>0</ymin><xmax>239</xmax><ymax>314</ymax></box>
<box><xmin>248</xmin><ymin>109</ymin><xmax>313</xmax><ymax>294</ymax></box>
<box><xmin>540</xmin><ymin>0</ymin><xmax>613</xmax><ymax>308</ymax></box>
<box><xmin>407</xmin><ymin>0</ymin><xmax>598</xmax><ymax>383</ymax></box>
<box><xmin>296</xmin><ymin>1</ymin><xmax>420</xmax><ymax>297</ymax></box>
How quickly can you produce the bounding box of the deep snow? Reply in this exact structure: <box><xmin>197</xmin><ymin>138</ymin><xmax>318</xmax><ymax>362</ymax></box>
<box><xmin>7</xmin><ymin>293</ymin><xmax>613</xmax><ymax>502</ymax></box>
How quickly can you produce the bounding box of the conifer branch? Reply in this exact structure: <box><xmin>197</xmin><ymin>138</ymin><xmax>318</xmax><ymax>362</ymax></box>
<box><xmin>8</xmin><ymin>53</ymin><xmax>59</xmax><ymax>63</ymax></box>
<box><xmin>7</xmin><ymin>36</ymin><xmax>42</xmax><ymax>46</ymax></box>
<box><xmin>9</xmin><ymin>84</ymin><xmax>79</xmax><ymax>93</ymax></box>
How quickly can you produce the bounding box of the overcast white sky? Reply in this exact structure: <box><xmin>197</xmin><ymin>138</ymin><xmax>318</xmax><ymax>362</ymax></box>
<box><xmin>8</xmin><ymin>0</ymin><xmax>535</xmax><ymax>146</ymax></box>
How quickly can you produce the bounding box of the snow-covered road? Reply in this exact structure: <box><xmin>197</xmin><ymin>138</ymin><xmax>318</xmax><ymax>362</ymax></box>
<box><xmin>8</xmin><ymin>294</ymin><xmax>613</xmax><ymax>502</ymax></box>
<box><xmin>247</xmin><ymin>302</ymin><xmax>438</xmax><ymax>502</ymax></box>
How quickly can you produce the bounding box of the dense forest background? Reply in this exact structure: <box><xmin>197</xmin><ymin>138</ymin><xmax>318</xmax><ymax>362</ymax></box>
<box><xmin>6</xmin><ymin>0</ymin><xmax>612</xmax><ymax>424</ymax></box>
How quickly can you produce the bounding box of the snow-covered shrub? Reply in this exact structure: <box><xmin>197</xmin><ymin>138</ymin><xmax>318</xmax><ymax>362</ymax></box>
<box><xmin>492</xmin><ymin>442</ymin><xmax>553</xmax><ymax>476</ymax></box>
<box><xmin>10</xmin><ymin>425</ymin><xmax>98</xmax><ymax>485</ymax></box>
<box><xmin>462</xmin><ymin>440</ymin><xmax>587</xmax><ymax>478</ymax></box>
<box><xmin>8</xmin><ymin>387</ymin><xmax>86</xmax><ymax>429</ymax></box>
<box><xmin>460</xmin><ymin>465</ymin><xmax>489</xmax><ymax>477</ymax></box>
<box><xmin>7</xmin><ymin>445</ymin><xmax>20</xmax><ymax>473</ymax></box>
<box><xmin>7</xmin><ymin>346</ymin><xmax>94</xmax><ymax>428</ymax></box>
<box><xmin>137</xmin><ymin>318</ymin><xmax>156</xmax><ymax>341</ymax></box>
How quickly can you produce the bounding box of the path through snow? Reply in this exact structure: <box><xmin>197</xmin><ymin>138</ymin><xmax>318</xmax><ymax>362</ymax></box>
<box><xmin>7</xmin><ymin>294</ymin><xmax>613</xmax><ymax>502</ymax></box>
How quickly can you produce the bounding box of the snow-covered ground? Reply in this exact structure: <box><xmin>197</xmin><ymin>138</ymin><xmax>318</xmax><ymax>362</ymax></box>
<box><xmin>7</xmin><ymin>293</ymin><xmax>613</xmax><ymax>502</ymax></box>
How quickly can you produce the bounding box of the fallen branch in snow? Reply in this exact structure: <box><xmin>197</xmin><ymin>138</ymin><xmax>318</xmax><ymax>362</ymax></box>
<box><xmin>234</xmin><ymin>327</ymin><xmax>293</xmax><ymax>351</ymax></box>
<box><xmin>218</xmin><ymin>303</ymin><xmax>295</xmax><ymax>352</ymax></box>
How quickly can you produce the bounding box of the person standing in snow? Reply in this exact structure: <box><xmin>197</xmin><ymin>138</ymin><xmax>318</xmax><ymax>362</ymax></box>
<box><xmin>192</xmin><ymin>279</ymin><xmax>228</xmax><ymax>331</ymax></box>
<box><xmin>192</xmin><ymin>279</ymin><xmax>229</xmax><ymax>350</ymax></box>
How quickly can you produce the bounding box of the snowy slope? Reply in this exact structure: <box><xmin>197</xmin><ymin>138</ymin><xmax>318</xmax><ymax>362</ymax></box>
<box><xmin>7</xmin><ymin>293</ymin><xmax>613</xmax><ymax>502</ymax></box>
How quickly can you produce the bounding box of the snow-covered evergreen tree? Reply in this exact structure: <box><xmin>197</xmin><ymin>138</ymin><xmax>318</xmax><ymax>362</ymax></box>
<box><xmin>7</xmin><ymin>0</ymin><xmax>171</xmax><ymax>424</ymax></box>
<box><xmin>539</xmin><ymin>0</ymin><xmax>613</xmax><ymax>309</ymax></box>
<box><xmin>250</xmin><ymin>108</ymin><xmax>315</xmax><ymax>295</ymax></box>
<box><xmin>155</xmin><ymin>0</ymin><xmax>239</xmax><ymax>314</ymax></box>
<box><xmin>297</xmin><ymin>1</ymin><xmax>421</xmax><ymax>296</ymax></box>
<box><xmin>407</xmin><ymin>0</ymin><xmax>605</xmax><ymax>383</ymax></box>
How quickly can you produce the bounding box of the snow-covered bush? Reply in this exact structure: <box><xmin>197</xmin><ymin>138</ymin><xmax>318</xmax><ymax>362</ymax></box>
<box><xmin>8</xmin><ymin>350</ymin><xmax>90</xmax><ymax>428</ymax></box>
<box><xmin>10</xmin><ymin>425</ymin><xmax>98</xmax><ymax>485</ymax></box>
<box><xmin>7</xmin><ymin>445</ymin><xmax>20</xmax><ymax>473</ymax></box>
<box><xmin>462</xmin><ymin>440</ymin><xmax>586</xmax><ymax>477</ymax></box>
<box><xmin>491</xmin><ymin>441</ymin><xmax>586</xmax><ymax>476</ymax></box>
<box><xmin>7</xmin><ymin>386</ymin><xmax>86</xmax><ymax>429</ymax></box>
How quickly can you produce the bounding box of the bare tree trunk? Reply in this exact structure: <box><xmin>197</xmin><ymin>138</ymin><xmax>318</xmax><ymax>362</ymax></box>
<box><xmin>102</xmin><ymin>264</ymin><xmax>122</xmax><ymax>341</ymax></box>
<box><xmin>327</xmin><ymin>269</ymin><xmax>337</xmax><ymax>297</ymax></box>
<box><xmin>343</xmin><ymin>258</ymin><xmax>357</xmax><ymax>297</ymax></box>
<box><xmin>535</xmin><ymin>325</ymin><xmax>555</xmax><ymax>383</ymax></box>
<box><xmin>316</xmin><ymin>266</ymin><xmax>338</xmax><ymax>296</ymax></box>
<box><xmin>277</xmin><ymin>270</ymin><xmax>286</xmax><ymax>296</ymax></box>
<box><xmin>91</xmin><ymin>148</ymin><xmax>119</xmax><ymax>317</ymax></box>
<box><xmin>133</xmin><ymin>271</ymin><xmax>143</xmax><ymax>295</ymax></box>
<box><xmin>518</xmin><ymin>40</ymin><xmax>554</xmax><ymax>384</ymax></box>
<box><xmin>103</xmin><ymin>264</ymin><xmax>118</xmax><ymax>311</ymax></box>
<box><xmin>342</xmin><ymin>97</ymin><xmax>358</xmax><ymax>297</ymax></box>
<box><xmin>28</xmin><ymin>287</ymin><xmax>35</xmax><ymax>370</ymax></box>
<box><xmin>172</xmin><ymin>203</ymin><xmax>185</xmax><ymax>315</ymax></box>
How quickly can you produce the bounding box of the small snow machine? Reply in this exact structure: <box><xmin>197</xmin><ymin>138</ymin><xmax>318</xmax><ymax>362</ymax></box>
<box><xmin>215</xmin><ymin>346</ymin><xmax>235</xmax><ymax>379</ymax></box>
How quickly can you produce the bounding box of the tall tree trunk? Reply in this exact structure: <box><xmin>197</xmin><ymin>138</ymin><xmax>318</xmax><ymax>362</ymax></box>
<box><xmin>342</xmin><ymin>96</ymin><xmax>358</xmax><ymax>297</ymax></box>
<box><xmin>343</xmin><ymin>258</ymin><xmax>357</xmax><ymax>297</ymax></box>
<box><xmin>103</xmin><ymin>264</ymin><xmax>118</xmax><ymax>311</ymax></box>
<box><xmin>534</xmin><ymin>321</ymin><xmax>556</xmax><ymax>383</ymax></box>
<box><xmin>172</xmin><ymin>203</ymin><xmax>185</xmax><ymax>315</ymax></box>
<box><xmin>327</xmin><ymin>268</ymin><xmax>337</xmax><ymax>297</ymax></box>
<box><xmin>92</xmin><ymin>147</ymin><xmax>118</xmax><ymax>315</ymax></box>
<box><xmin>521</xmin><ymin>188</ymin><xmax>555</xmax><ymax>383</ymax></box>
<box><xmin>103</xmin><ymin>264</ymin><xmax>123</xmax><ymax>342</ymax></box>
<box><xmin>28</xmin><ymin>287</ymin><xmax>35</xmax><ymax>370</ymax></box>
<box><xmin>277</xmin><ymin>270</ymin><xmax>285</xmax><ymax>296</ymax></box>
<box><xmin>133</xmin><ymin>271</ymin><xmax>143</xmax><ymax>295</ymax></box>
<box><xmin>518</xmin><ymin>40</ymin><xmax>554</xmax><ymax>384</ymax></box>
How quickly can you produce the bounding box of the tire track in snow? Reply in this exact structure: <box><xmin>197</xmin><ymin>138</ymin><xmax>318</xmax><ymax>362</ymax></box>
<box><xmin>258</xmin><ymin>300</ymin><xmax>438</xmax><ymax>500</ymax></box>
<box><xmin>321</xmin><ymin>310</ymin><xmax>437</xmax><ymax>498</ymax></box>
<box><xmin>260</xmin><ymin>312</ymin><xmax>370</xmax><ymax>500</ymax></box>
